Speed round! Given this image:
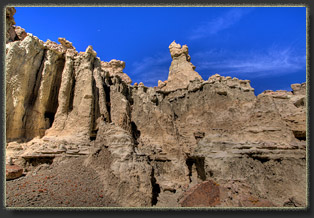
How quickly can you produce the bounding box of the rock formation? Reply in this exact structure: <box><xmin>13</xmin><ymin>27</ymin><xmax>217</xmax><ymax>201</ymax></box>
<box><xmin>101</xmin><ymin>59</ymin><xmax>132</xmax><ymax>85</ymax></box>
<box><xmin>6</xmin><ymin>162</ymin><xmax>23</xmax><ymax>180</ymax></box>
<box><xmin>5</xmin><ymin>7</ymin><xmax>307</xmax><ymax>208</ymax></box>
<box><xmin>160</xmin><ymin>41</ymin><xmax>203</xmax><ymax>91</ymax></box>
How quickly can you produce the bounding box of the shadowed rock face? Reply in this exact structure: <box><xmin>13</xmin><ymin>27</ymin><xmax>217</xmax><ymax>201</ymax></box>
<box><xmin>5</xmin><ymin>8</ymin><xmax>307</xmax><ymax>207</ymax></box>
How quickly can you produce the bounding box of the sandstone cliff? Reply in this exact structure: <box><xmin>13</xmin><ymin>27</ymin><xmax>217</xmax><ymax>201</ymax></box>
<box><xmin>5</xmin><ymin>7</ymin><xmax>307</xmax><ymax>208</ymax></box>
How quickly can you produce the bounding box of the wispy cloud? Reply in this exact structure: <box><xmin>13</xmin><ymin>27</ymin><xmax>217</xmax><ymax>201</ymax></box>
<box><xmin>129</xmin><ymin>52</ymin><xmax>171</xmax><ymax>86</ymax></box>
<box><xmin>192</xmin><ymin>45</ymin><xmax>306</xmax><ymax>78</ymax></box>
<box><xmin>189</xmin><ymin>8</ymin><xmax>253</xmax><ymax>40</ymax></box>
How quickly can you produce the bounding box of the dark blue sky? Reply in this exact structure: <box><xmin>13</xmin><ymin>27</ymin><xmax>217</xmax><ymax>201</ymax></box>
<box><xmin>14</xmin><ymin>7</ymin><xmax>306</xmax><ymax>94</ymax></box>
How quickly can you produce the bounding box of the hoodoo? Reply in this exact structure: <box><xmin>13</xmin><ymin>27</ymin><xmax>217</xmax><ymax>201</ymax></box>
<box><xmin>160</xmin><ymin>41</ymin><xmax>203</xmax><ymax>91</ymax></box>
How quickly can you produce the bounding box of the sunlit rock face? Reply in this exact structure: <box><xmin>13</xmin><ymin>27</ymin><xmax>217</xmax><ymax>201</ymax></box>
<box><xmin>5</xmin><ymin>7</ymin><xmax>307</xmax><ymax>207</ymax></box>
<box><xmin>160</xmin><ymin>41</ymin><xmax>203</xmax><ymax>92</ymax></box>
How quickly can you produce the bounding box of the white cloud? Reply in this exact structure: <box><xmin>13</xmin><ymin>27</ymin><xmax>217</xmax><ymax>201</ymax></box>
<box><xmin>193</xmin><ymin>45</ymin><xmax>306</xmax><ymax>78</ymax></box>
<box><xmin>131</xmin><ymin>53</ymin><xmax>170</xmax><ymax>75</ymax></box>
<box><xmin>129</xmin><ymin>52</ymin><xmax>171</xmax><ymax>86</ymax></box>
<box><xmin>189</xmin><ymin>8</ymin><xmax>254</xmax><ymax>40</ymax></box>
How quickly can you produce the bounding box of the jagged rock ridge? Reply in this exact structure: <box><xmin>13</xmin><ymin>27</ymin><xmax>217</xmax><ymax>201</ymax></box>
<box><xmin>5</xmin><ymin>7</ymin><xmax>307</xmax><ymax>208</ymax></box>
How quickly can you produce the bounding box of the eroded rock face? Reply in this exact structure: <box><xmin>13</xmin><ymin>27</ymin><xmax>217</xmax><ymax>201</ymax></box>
<box><xmin>84</xmin><ymin>122</ymin><xmax>152</xmax><ymax>207</ymax></box>
<box><xmin>5</xmin><ymin>7</ymin><xmax>307</xmax><ymax>208</ymax></box>
<box><xmin>6</xmin><ymin>34</ymin><xmax>46</xmax><ymax>141</ymax></box>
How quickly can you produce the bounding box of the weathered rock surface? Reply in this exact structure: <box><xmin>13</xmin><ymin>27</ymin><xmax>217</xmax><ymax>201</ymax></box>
<box><xmin>5</xmin><ymin>7</ymin><xmax>307</xmax><ymax>208</ymax></box>
<box><xmin>84</xmin><ymin>122</ymin><xmax>152</xmax><ymax>207</ymax></box>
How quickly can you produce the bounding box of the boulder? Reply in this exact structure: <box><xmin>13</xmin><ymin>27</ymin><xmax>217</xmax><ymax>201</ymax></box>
<box><xmin>179</xmin><ymin>180</ymin><xmax>220</xmax><ymax>207</ymax></box>
<box><xmin>6</xmin><ymin>164</ymin><xmax>23</xmax><ymax>180</ymax></box>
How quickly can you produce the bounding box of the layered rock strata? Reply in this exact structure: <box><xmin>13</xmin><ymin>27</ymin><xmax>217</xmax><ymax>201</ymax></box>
<box><xmin>5</xmin><ymin>7</ymin><xmax>307</xmax><ymax>207</ymax></box>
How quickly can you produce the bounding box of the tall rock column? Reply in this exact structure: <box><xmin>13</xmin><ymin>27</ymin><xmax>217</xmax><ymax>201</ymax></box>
<box><xmin>93</xmin><ymin>58</ymin><xmax>110</xmax><ymax>123</ymax></box>
<box><xmin>6</xmin><ymin>35</ymin><xmax>45</xmax><ymax>141</ymax></box>
<box><xmin>162</xmin><ymin>41</ymin><xmax>203</xmax><ymax>91</ymax></box>
<box><xmin>24</xmin><ymin>49</ymin><xmax>65</xmax><ymax>139</ymax></box>
<box><xmin>45</xmin><ymin>46</ymin><xmax>97</xmax><ymax>143</ymax></box>
<box><xmin>47</xmin><ymin>50</ymin><xmax>76</xmax><ymax>133</ymax></box>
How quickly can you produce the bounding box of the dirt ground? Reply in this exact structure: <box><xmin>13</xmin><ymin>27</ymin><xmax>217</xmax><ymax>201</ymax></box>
<box><xmin>5</xmin><ymin>156</ymin><xmax>119</xmax><ymax>208</ymax></box>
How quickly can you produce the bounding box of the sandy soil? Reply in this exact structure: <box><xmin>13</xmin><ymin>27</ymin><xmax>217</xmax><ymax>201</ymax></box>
<box><xmin>5</xmin><ymin>156</ymin><xmax>119</xmax><ymax>208</ymax></box>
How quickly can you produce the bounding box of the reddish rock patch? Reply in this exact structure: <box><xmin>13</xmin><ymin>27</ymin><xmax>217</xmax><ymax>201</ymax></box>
<box><xmin>239</xmin><ymin>196</ymin><xmax>275</xmax><ymax>207</ymax></box>
<box><xmin>179</xmin><ymin>180</ymin><xmax>220</xmax><ymax>207</ymax></box>
<box><xmin>6</xmin><ymin>164</ymin><xmax>23</xmax><ymax>180</ymax></box>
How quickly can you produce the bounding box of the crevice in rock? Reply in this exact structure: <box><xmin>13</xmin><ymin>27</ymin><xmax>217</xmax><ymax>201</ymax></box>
<box><xmin>131</xmin><ymin>121</ymin><xmax>141</xmax><ymax>145</ymax></box>
<box><xmin>274</xmin><ymin>158</ymin><xmax>282</xmax><ymax>164</ymax></box>
<box><xmin>186</xmin><ymin>156</ymin><xmax>206</xmax><ymax>182</ymax></box>
<box><xmin>90</xmin><ymin>74</ymin><xmax>101</xmax><ymax>141</ymax></box>
<box><xmin>293</xmin><ymin>130</ymin><xmax>306</xmax><ymax>141</ymax></box>
<box><xmin>104</xmin><ymin>77</ymin><xmax>112</xmax><ymax>122</ymax></box>
<box><xmin>174</xmin><ymin>112</ymin><xmax>178</xmax><ymax>121</ymax></box>
<box><xmin>90</xmin><ymin>129</ymin><xmax>98</xmax><ymax>141</ymax></box>
<box><xmin>28</xmin><ymin>49</ymin><xmax>46</xmax><ymax>107</ymax></box>
<box><xmin>23</xmin><ymin>156</ymin><xmax>55</xmax><ymax>168</ymax></box>
<box><xmin>247</xmin><ymin>154</ymin><xmax>270</xmax><ymax>164</ymax></box>
<box><xmin>68</xmin><ymin>76</ymin><xmax>76</xmax><ymax>112</ymax></box>
<box><xmin>151</xmin><ymin>95</ymin><xmax>159</xmax><ymax>106</ymax></box>
<box><xmin>150</xmin><ymin>167</ymin><xmax>160</xmax><ymax>206</ymax></box>
<box><xmin>154</xmin><ymin>159</ymin><xmax>171</xmax><ymax>162</ymax></box>
<box><xmin>44</xmin><ymin>112</ymin><xmax>55</xmax><ymax>128</ymax></box>
<box><xmin>44</xmin><ymin>56</ymin><xmax>64</xmax><ymax>128</ymax></box>
<box><xmin>293</xmin><ymin>98</ymin><xmax>305</xmax><ymax>108</ymax></box>
<box><xmin>194</xmin><ymin>131</ymin><xmax>205</xmax><ymax>143</ymax></box>
<box><xmin>167</xmin><ymin>189</ymin><xmax>176</xmax><ymax>193</ymax></box>
<box><xmin>186</xmin><ymin>159</ymin><xmax>193</xmax><ymax>182</ymax></box>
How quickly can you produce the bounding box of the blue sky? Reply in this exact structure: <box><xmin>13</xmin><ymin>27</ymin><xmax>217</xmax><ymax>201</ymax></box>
<box><xmin>14</xmin><ymin>7</ymin><xmax>306</xmax><ymax>94</ymax></box>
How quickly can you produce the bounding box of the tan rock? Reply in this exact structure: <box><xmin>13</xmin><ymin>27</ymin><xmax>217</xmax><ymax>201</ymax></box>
<box><xmin>6</xmin><ymin>34</ymin><xmax>45</xmax><ymax>141</ymax></box>
<box><xmin>15</xmin><ymin>26</ymin><xmax>27</xmax><ymax>41</ymax></box>
<box><xmin>101</xmin><ymin>59</ymin><xmax>132</xmax><ymax>84</ymax></box>
<box><xmin>291</xmin><ymin>82</ymin><xmax>306</xmax><ymax>95</ymax></box>
<box><xmin>46</xmin><ymin>43</ymin><xmax>97</xmax><ymax>144</ymax></box>
<box><xmin>85</xmin><ymin>45</ymin><xmax>97</xmax><ymax>57</ymax></box>
<box><xmin>58</xmin><ymin>37</ymin><xmax>75</xmax><ymax>49</ymax></box>
<box><xmin>6</xmin><ymin>7</ymin><xmax>17</xmax><ymax>43</ymax></box>
<box><xmin>161</xmin><ymin>41</ymin><xmax>203</xmax><ymax>91</ymax></box>
<box><xmin>84</xmin><ymin>123</ymin><xmax>152</xmax><ymax>207</ymax></box>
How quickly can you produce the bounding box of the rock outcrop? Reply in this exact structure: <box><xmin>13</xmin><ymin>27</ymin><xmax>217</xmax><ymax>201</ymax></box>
<box><xmin>5</xmin><ymin>7</ymin><xmax>307</xmax><ymax>208</ymax></box>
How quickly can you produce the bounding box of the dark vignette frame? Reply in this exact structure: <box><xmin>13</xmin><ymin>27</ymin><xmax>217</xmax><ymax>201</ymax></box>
<box><xmin>0</xmin><ymin>0</ymin><xmax>312</xmax><ymax>217</ymax></box>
